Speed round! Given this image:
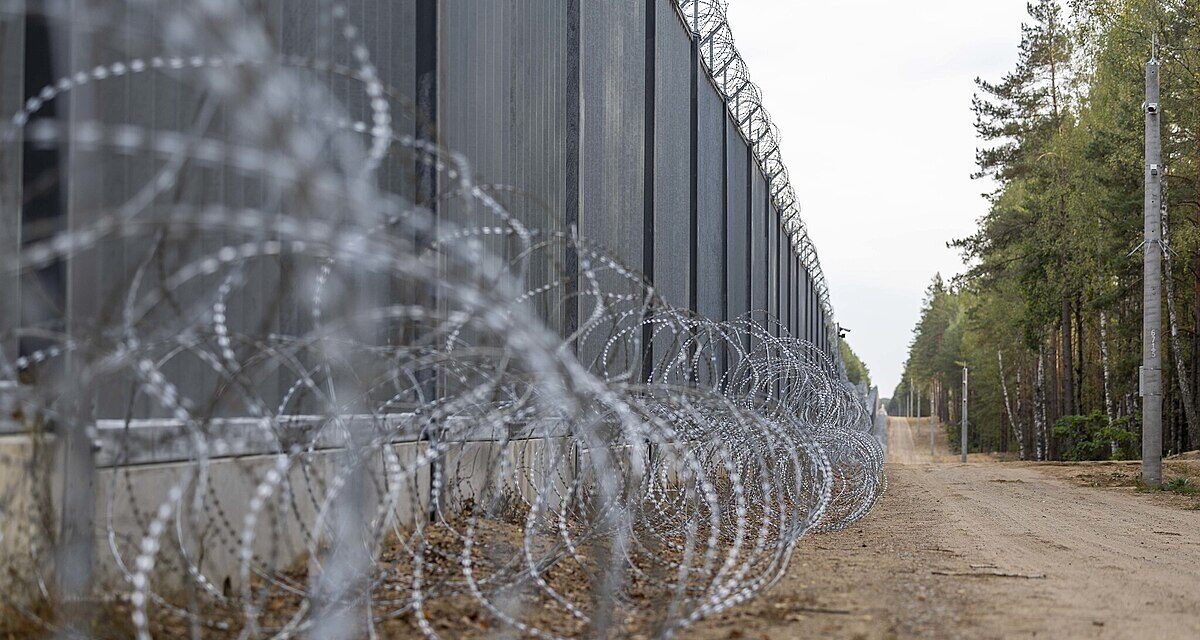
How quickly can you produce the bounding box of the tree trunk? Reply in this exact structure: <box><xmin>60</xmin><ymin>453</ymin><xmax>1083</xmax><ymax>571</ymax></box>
<box><xmin>1192</xmin><ymin>249</ymin><xmax>1200</xmax><ymax>449</ymax></box>
<box><xmin>998</xmin><ymin>350</ymin><xmax>1025</xmax><ymax>460</ymax></box>
<box><xmin>1034</xmin><ymin>346</ymin><xmax>1048</xmax><ymax>461</ymax></box>
<box><xmin>1062</xmin><ymin>298</ymin><xmax>1076</xmax><ymax>416</ymax></box>
<box><xmin>1099</xmin><ymin>310</ymin><xmax>1115</xmax><ymax>424</ymax></box>
<box><xmin>1099</xmin><ymin>310</ymin><xmax>1117</xmax><ymax>455</ymax></box>
<box><xmin>1047</xmin><ymin>332</ymin><xmax>1058</xmax><ymax>460</ymax></box>
<box><xmin>1017</xmin><ymin>362</ymin><xmax>1029</xmax><ymax>460</ymax></box>
<box><xmin>943</xmin><ymin>382</ymin><xmax>951</xmax><ymax>423</ymax></box>
<box><xmin>1075</xmin><ymin>297</ymin><xmax>1084</xmax><ymax>412</ymax></box>
<box><xmin>1161</xmin><ymin>195</ymin><xmax>1198</xmax><ymax>448</ymax></box>
<box><xmin>1047</xmin><ymin>328</ymin><xmax>1059</xmax><ymax>427</ymax></box>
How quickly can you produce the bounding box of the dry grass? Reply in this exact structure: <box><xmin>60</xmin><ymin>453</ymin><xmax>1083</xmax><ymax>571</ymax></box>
<box><xmin>1040</xmin><ymin>458</ymin><xmax>1200</xmax><ymax>510</ymax></box>
<box><xmin>0</xmin><ymin>502</ymin><xmax>755</xmax><ymax>639</ymax></box>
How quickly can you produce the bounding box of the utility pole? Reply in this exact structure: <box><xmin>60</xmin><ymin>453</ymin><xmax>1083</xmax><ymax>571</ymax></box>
<box><xmin>961</xmin><ymin>366</ymin><xmax>969</xmax><ymax>463</ymax></box>
<box><xmin>1141</xmin><ymin>42</ymin><xmax>1163</xmax><ymax>487</ymax></box>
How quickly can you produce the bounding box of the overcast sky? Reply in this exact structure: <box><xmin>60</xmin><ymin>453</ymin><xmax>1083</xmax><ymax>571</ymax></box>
<box><xmin>723</xmin><ymin>0</ymin><xmax>1031</xmax><ymax>396</ymax></box>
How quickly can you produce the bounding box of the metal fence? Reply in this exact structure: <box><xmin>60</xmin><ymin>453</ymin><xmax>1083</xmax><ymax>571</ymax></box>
<box><xmin>0</xmin><ymin>1</ymin><xmax>873</xmax><ymax>637</ymax></box>
<box><xmin>0</xmin><ymin>1</ymin><xmax>836</xmax><ymax>401</ymax></box>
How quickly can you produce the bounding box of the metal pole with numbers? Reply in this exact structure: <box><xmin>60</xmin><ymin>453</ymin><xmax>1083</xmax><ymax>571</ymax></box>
<box><xmin>1141</xmin><ymin>45</ymin><xmax>1163</xmax><ymax>486</ymax></box>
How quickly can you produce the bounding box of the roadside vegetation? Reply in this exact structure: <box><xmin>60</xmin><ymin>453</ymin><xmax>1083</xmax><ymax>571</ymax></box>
<box><xmin>889</xmin><ymin>0</ymin><xmax>1200</xmax><ymax>461</ymax></box>
<box><xmin>841</xmin><ymin>340</ymin><xmax>872</xmax><ymax>389</ymax></box>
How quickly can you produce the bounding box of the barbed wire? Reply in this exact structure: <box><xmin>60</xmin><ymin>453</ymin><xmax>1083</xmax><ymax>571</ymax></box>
<box><xmin>676</xmin><ymin>0</ymin><xmax>835</xmax><ymax>340</ymax></box>
<box><xmin>0</xmin><ymin>1</ymin><xmax>880</xmax><ymax>637</ymax></box>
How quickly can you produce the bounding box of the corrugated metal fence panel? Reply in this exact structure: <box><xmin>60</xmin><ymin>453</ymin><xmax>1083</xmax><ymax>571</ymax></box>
<box><xmin>0</xmin><ymin>11</ymin><xmax>22</xmax><ymax>374</ymax></box>
<box><xmin>820</xmin><ymin>306</ymin><xmax>828</xmax><ymax>356</ymax></box>
<box><xmin>13</xmin><ymin>12</ymin><xmax>73</xmax><ymax>423</ymax></box>
<box><xmin>783</xmin><ymin>240</ymin><xmax>792</xmax><ymax>337</ymax></box>
<box><xmin>67</xmin><ymin>3</ymin><xmax>202</xmax><ymax>420</ymax></box>
<box><xmin>577</xmin><ymin>1</ymin><xmax>646</xmax><ymax>375</ymax></box>
<box><xmin>768</xmin><ymin>205</ymin><xmax>779</xmax><ymax>333</ymax></box>
<box><xmin>307</xmin><ymin>0</ymin><xmax>420</xmax><ymax>408</ymax></box>
<box><xmin>695</xmin><ymin>77</ymin><xmax>725</xmax><ymax>324</ymax></box>
<box><xmin>16</xmin><ymin>0</ymin><xmax>830</xmax><ymax>421</ymax></box>
<box><xmin>809</xmin><ymin>275</ymin><xmax>817</xmax><ymax>345</ymax></box>
<box><xmin>779</xmin><ymin>236</ymin><xmax>787</xmax><ymax>335</ymax></box>
<box><xmin>652</xmin><ymin>2</ymin><xmax>691</xmax><ymax>311</ymax></box>
<box><xmin>800</xmin><ymin>264</ymin><xmax>811</xmax><ymax>344</ymax></box>
<box><xmin>49</xmin><ymin>1</ymin><xmax>422</xmax><ymax>419</ymax></box>
<box><xmin>789</xmin><ymin>246</ymin><xmax>799</xmax><ymax>339</ymax></box>
<box><xmin>362</xmin><ymin>0</ymin><xmax>417</xmax><ymax>200</ymax></box>
<box><xmin>750</xmin><ymin>171</ymin><xmax>767</xmax><ymax>317</ymax></box>
<box><xmin>580</xmin><ymin>1</ymin><xmax>645</xmax><ymax>267</ymax></box>
<box><xmin>813</xmin><ymin>277</ymin><xmax>820</xmax><ymax>346</ymax></box>
<box><xmin>816</xmin><ymin>302</ymin><xmax>823</xmax><ymax>353</ymax></box>
<box><xmin>725</xmin><ymin>123</ymin><xmax>748</xmax><ymax>326</ymax></box>
<box><xmin>441</xmin><ymin>0</ymin><xmax>567</xmax><ymax>332</ymax></box>
<box><xmin>797</xmin><ymin>257</ymin><xmax>804</xmax><ymax>342</ymax></box>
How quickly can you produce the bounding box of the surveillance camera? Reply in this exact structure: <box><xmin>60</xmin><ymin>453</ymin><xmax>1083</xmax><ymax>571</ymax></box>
<box><xmin>1146</xmin><ymin>102</ymin><xmax>1159</xmax><ymax>114</ymax></box>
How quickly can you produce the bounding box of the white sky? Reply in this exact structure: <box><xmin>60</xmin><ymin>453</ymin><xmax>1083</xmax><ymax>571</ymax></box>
<box><xmin>724</xmin><ymin>0</ymin><xmax>1030</xmax><ymax>396</ymax></box>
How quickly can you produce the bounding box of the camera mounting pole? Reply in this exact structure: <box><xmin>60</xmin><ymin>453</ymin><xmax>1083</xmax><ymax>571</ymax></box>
<box><xmin>1140</xmin><ymin>40</ymin><xmax>1163</xmax><ymax>487</ymax></box>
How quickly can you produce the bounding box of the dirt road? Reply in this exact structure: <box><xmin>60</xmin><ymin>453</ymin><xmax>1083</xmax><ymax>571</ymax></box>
<box><xmin>692</xmin><ymin>418</ymin><xmax>1200</xmax><ymax>639</ymax></box>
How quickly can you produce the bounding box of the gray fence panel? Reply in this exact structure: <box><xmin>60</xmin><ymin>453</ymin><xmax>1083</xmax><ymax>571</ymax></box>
<box><xmin>782</xmin><ymin>247</ymin><xmax>789</xmax><ymax>337</ymax></box>
<box><xmin>725</xmin><ymin>125</ymin><xmax>748</xmax><ymax>326</ymax></box>
<box><xmin>41</xmin><ymin>1</ymin><xmax>422</xmax><ymax>420</ymax></box>
<box><xmin>750</xmin><ymin>171</ymin><xmax>767</xmax><ymax>319</ymax></box>
<box><xmin>580</xmin><ymin>1</ymin><xmax>645</xmax><ymax>268</ymax></box>
<box><xmin>357</xmin><ymin>0</ymin><xmax>418</xmax><ymax>202</ymax></box>
<box><xmin>810</xmin><ymin>276</ymin><xmax>817</xmax><ymax>345</ymax></box>
<box><xmin>695</xmin><ymin>76</ymin><xmax>724</xmax><ymax>324</ymax></box>
<box><xmin>577</xmin><ymin>1</ymin><xmax>646</xmax><ymax>374</ymax></box>
<box><xmin>441</xmin><ymin>1</ymin><xmax>567</xmax><ymax>331</ymax></box>
<box><xmin>136</xmin><ymin>1</ymin><xmax>200</xmax><ymax>421</ymax></box>
<box><xmin>56</xmin><ymin>2</ymin><xmax>189</xmax><ymax>420</ymax></box>
<box><xmin>275</xmin><ymin>0</ymin><xmax>420</xmax><ymax>412</ymax></box>
<box><xmin>7</xmin><ymin>0</ymin><xmax>836</xmax><ymax>428</ymax></box>
<box><xmin>790</xmin><ymin>247</ymin><xmax>799</xmax><ymax>339</ymax></box>
<box><xmin>781</xmin><ymin>234</ymin><xmax>790</xmax><ymax>337</ymax></box>
<box><xmin>768</xmin><ymin>205</ymin><xmax>778</xmax><ymax>333</ymax></box>
<box><xmin>800</xmin><ymin>265</ymin><xmax>810</xmax><ymax>344</ymax></box>
<box><xmin>820</xmin><ymin>305</ymin><xmax>828</xmax><ymax>356</ymax></box>
<box><xmin>0</xmin><ymin>12</ymin><xmax>21</xmax><ymax>376</ymax></box>
<box><xmin>652</xmin><ymin>2</ymin><xmax>691</xmax><ymax>311</ymax></box>
<box><xmin>792</xmin><ymin>247</ymin><xmax>800</xmax><ymax>339</ymax></box>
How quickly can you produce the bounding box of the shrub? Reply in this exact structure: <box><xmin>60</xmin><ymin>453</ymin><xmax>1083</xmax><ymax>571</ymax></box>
<box><xmin>1051</xmin><ymin>411</ymin><xmax>1139</xmax><ymax>461</ymax></box>
<box><xmin>1162</xmin><ymin>478</ymin><xmax>1199</xmax><ymax>495</ymax></box>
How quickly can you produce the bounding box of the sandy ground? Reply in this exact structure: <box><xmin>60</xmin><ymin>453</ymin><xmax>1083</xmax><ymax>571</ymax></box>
<box><xmin>689</xmin><ymin>417</ymin><xmax>1200</xmax><ymax>639</ymax></box>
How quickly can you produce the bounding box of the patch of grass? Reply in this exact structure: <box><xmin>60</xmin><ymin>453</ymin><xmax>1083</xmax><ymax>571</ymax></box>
<box><xmin>1136</xmin><ymin>477</ymin><xmax>1200</xmax><ymax>495</ymax></box>
<box><xmin>1164</xmin><ymin>478</ymin><xmax>1200</xmax><ymax>495</ymax></box>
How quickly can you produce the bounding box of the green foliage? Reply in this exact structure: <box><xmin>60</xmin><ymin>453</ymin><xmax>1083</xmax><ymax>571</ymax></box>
<box><xmin>890</xmin><ymin>276</ymin><xmax>965</xmax><ymax>415</ymax></box>
<box><xmin>1162</xmin><ymin>477</ymin><xmax>1200</xmax><ymax>495</ymax></box>
<box><xmin>1138</xmin><ymin>477</ymin><xmax>1200</xmax><ymax>495</ymax></box>
<box><xmin>945</xmin><ymin>421</ymin><xmax>963</xmax><ymax>455</ymax></box>
<box><xmin>896</xmin><ymin>1</ymin><xmax>1200</xmax><ymax>456</ymax></box>
<box><xmin>1051</xmin><ymin>412</ymin><xmax>1139</xmax><ymax>461</ymax></box>
<box><xmin>840</xmin><ymin>340</ymin><xmax>871</xmax><ymax>389</ymax></box>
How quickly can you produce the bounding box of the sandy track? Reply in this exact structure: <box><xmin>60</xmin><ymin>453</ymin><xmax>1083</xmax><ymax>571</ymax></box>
<box><xmin>886</xmin><ymin>413</ymin><xmax>947</xmax><ymax>464</ymax></box>
<box><xmin>690</xmin><ymin>418</ymin><xmax>1200</xmax><ymax>639</ymax></box>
